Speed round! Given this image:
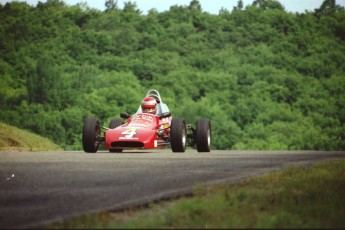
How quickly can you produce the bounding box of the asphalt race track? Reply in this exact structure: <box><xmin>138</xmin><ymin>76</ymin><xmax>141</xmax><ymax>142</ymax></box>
<box><xmin>1</xmin><ymin>150</ymin><xmax>345</xmax><ymax>228</ymax></box>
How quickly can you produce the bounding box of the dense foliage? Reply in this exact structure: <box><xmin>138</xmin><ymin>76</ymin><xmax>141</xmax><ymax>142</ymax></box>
<box><xmin>0</xmin><ymin>0</ymin><xmax>344</xmax><ymax>150</ymax></box>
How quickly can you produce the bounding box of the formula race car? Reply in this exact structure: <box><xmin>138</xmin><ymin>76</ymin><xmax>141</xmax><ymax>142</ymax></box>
<box><xmin>82</xmin><ymin>89</ymin><xmax>211</xmax><ymax>153</ymax></box>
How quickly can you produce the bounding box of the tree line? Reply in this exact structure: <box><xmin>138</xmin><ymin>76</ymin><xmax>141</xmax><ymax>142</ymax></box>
<box><xmin>0</xmin><ymin>0</ymin><xmax>344</xmax><ymax>150</ymax></box>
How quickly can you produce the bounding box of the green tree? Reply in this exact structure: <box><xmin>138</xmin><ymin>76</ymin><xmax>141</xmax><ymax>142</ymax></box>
<box><xmin>1</xmin><ymin>0</ymin><xmax>345</xmax><ymax>150</ymax></box>
<box><xmin>105</xmin><ymin>0</ymin><xmax>118</xmax><ymax>11</ymax></box>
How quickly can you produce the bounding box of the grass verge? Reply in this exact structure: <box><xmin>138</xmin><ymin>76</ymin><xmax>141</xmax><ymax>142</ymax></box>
<box><xmin>0</xmin><ymin>122</ymin><xmax>62</xmax><ymax>151</ymax></box>
<box><xmin>47</xmin><ymin>159</ymin><xmax>345</xmax><ymax>229</ymax></box>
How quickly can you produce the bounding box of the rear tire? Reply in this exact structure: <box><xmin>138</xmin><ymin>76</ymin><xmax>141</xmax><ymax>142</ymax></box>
<box><xmin>82</xmin><ymin>118</ymin><xmax>100</xmax><ymax>153</ymax></box>
<box><xmin>196</xmin><ymin>119</ymin><xmax>211</xmax><ymax>152</ymax></box>
<box><xmin>109</xmin><ymin>119</ymin><xmax>124</xmax><ymax>153</ymax></box>
<box><xmin>170</xmin><ymin>118</ymin><xmax>186</xmax><ymax>152</ymax></box>
<box><xmin>109</xmin><ymin>119</ymin><xmax>124</xmax><ymax>129</ymax></box>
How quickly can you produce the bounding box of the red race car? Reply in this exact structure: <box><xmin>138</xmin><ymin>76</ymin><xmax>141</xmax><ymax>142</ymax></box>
<box><xmin>82</xmin><ymin>89</ymin><xmax>211</xmax><ymax>153</ymax></box>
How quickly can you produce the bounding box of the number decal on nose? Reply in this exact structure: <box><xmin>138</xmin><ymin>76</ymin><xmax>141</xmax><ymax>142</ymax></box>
<box><xmin>122</xmin><ymin>128</ymin><xmax>137</xmax><ymax>138</ymax></box>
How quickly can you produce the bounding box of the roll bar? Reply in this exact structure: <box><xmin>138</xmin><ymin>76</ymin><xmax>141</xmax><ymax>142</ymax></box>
<box><xmin>145</xmin><ymin>89</ymin><xmax>163</xmax><ymax>103</ymax></box>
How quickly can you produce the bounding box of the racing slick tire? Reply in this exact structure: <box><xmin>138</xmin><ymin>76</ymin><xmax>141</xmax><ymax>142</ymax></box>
<box><xmin>170</xmin><ymin>118</ymin><xmax>187</xmax><ymax>152</ymax></box>
<box><xmin>82</xmin><ymin>118</ymin><xmax>100</xmax><ymax>153</ymax></box>
<box><xmin>109</xmin><ymin>119</ymin><xmax>124</xmax><ymax>153</ymax></box>
<box><xmin>109</xmin><ymin>119</ymin><xmax>124</xmax><ymax>129</ymax></box>
<box><xmin>196</xmin><ymin>118</ymin><xmax>211</xmax><ymax>152</ymax></box>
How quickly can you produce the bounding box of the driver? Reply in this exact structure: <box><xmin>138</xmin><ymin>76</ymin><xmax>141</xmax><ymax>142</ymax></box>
<box><xmin>141</xmin><ymin>96</ymin><xmax>157</xmax><ymax>114</ymax></box>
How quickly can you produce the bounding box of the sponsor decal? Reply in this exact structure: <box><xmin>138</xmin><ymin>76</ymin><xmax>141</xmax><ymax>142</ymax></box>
<box><xmin>139</xmin><ymin>114</ymin><xmax>154</xmax><ymax>122</ymax></box>
<box><xmin>128</xmin><ymin>124</ymin><xmax>147</xmax><ymax>127</ymax></box>
<box><xmin>119</xmin><ymin>137</ymin><xmax>139</xmax><ymax>140</ymax></box>
<box><xmin>129</xmin><ymin>114</ymin><xmax>155</xmax><ymax>127</ymax></box>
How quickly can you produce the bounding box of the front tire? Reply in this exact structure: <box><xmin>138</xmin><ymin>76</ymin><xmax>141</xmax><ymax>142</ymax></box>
<box><xmin>82</xmin><ymin>118</ymin><xmax>100</xmax><ymax>153</ymax></box>
<box><xmin>170</xmin><ymin>118</ymin><xmax>186</xmax><ymax>152</ymax></box>
<box><xmin>196</xmin><ymin>119</ymin><xmax>211</xmax><ymax>152</ymax></box>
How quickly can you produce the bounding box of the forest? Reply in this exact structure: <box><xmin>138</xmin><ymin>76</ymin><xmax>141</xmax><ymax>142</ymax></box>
<box><xmin>0</xmin><ymin>0</ymin><xmax>344</xmax><ymax>150</ymax></box>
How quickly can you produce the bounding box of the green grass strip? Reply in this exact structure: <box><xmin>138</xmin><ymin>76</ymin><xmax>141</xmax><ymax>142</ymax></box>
<box><xmin>0</xmin><ymin>122</ymin><xmax>62</xmax><ymax>151</ymax></box>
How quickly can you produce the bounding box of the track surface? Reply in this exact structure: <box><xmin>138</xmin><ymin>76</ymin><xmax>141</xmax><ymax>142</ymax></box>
<box><xmin>1</xmin><ymin>150</ymin><xmax>345</xmax><ymax>228</ymax></box>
